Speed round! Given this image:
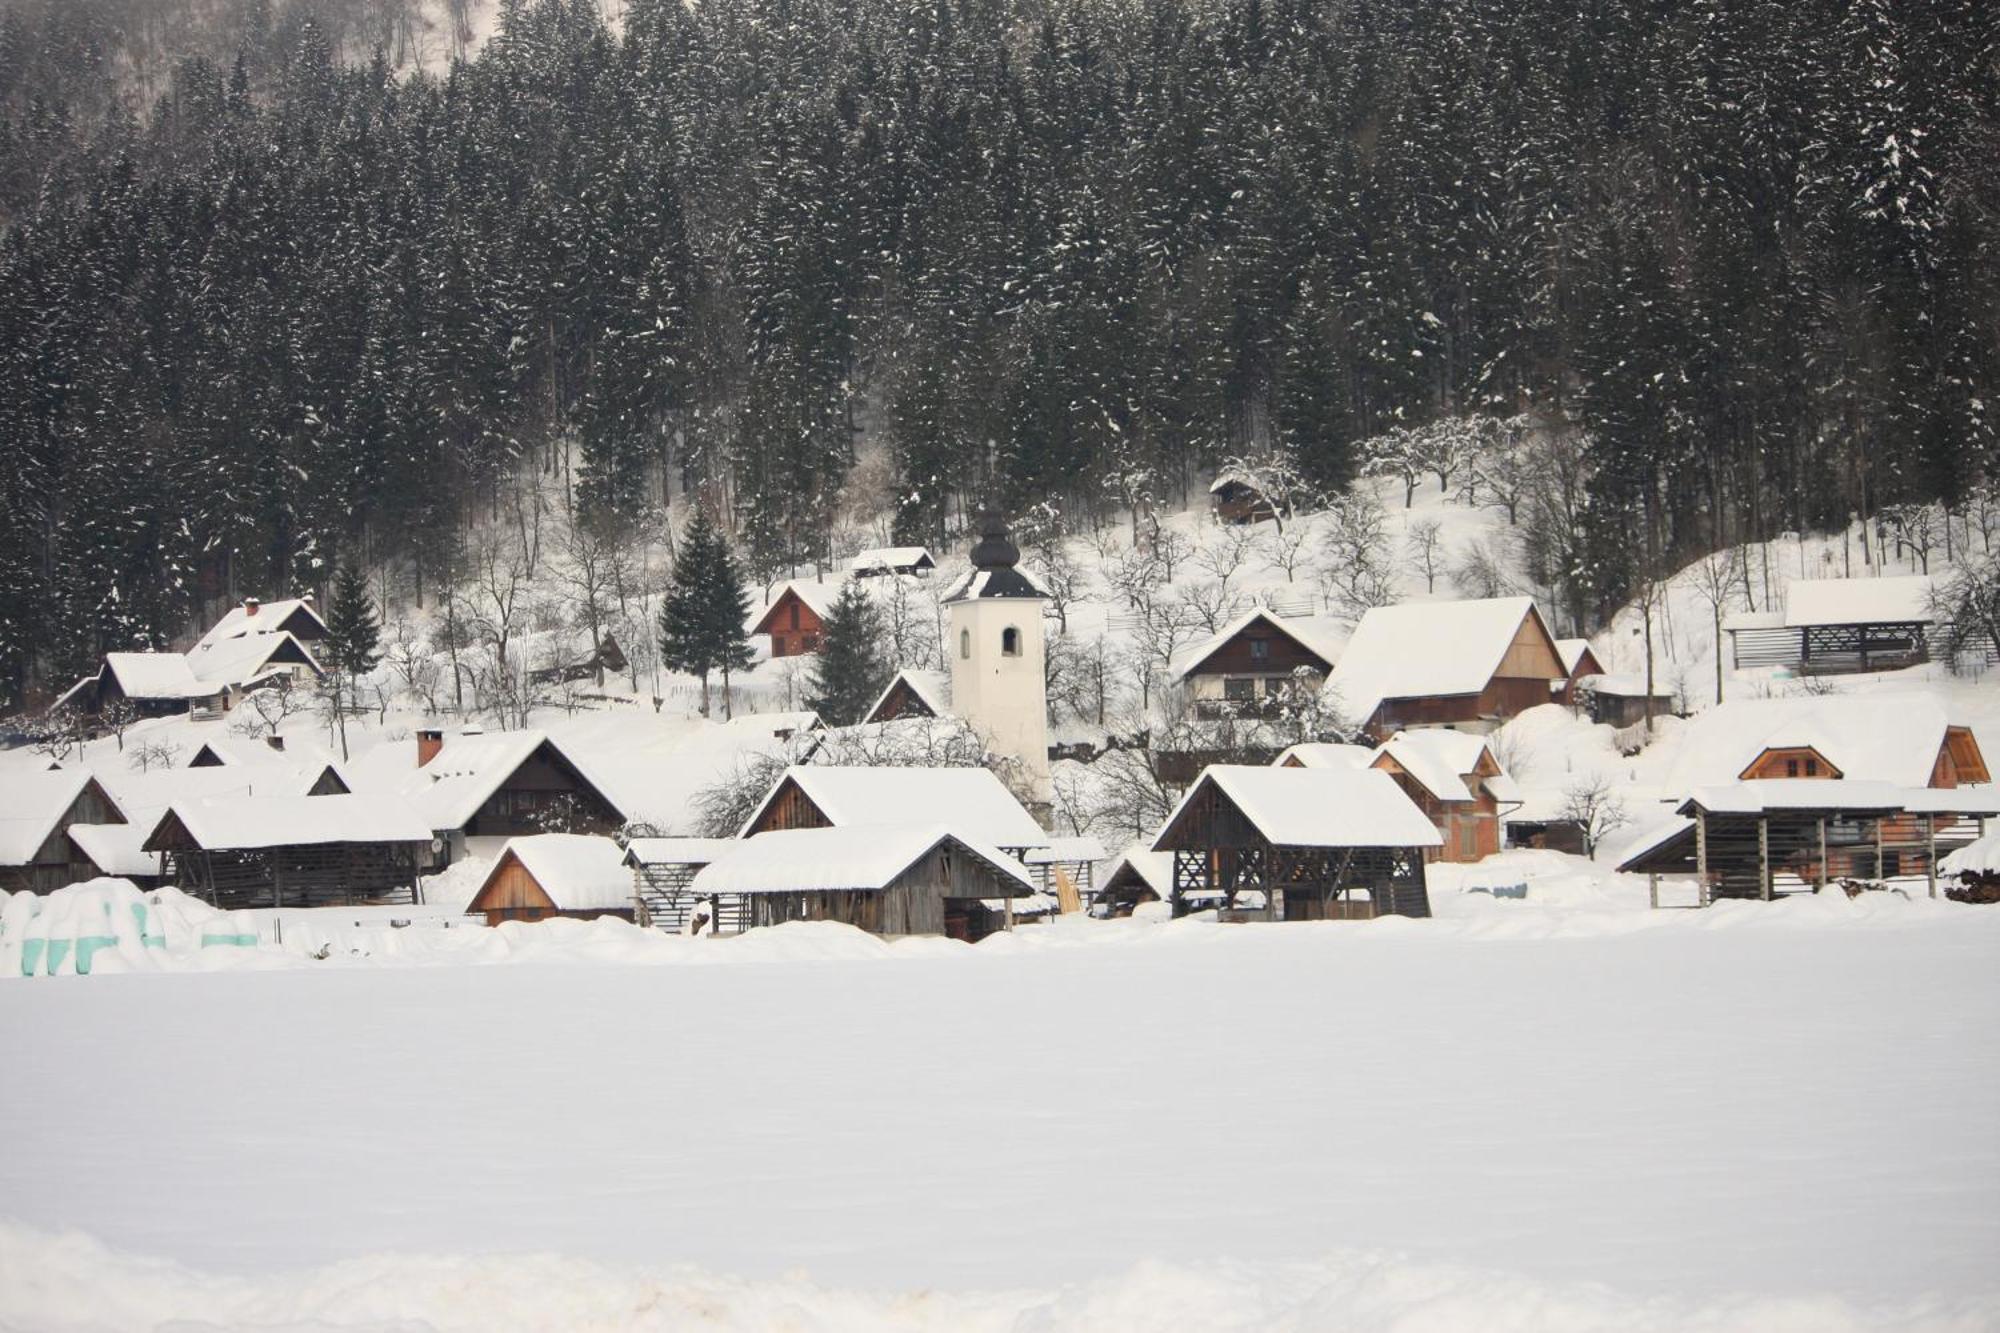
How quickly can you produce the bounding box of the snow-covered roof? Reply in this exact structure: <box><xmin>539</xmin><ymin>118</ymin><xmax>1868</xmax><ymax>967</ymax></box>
<box><xmin>185</xmin><ymin>631</ymin><xmax>320</xmax><ymax>689</ymax></box>
<box><xmin>1941</xmin><ymin>832</ymin><xmax>2000</xmax><ymax>878</ymax></box>
<box><xmin>0</xmin><ymin>768</ymin><xmax>97</xmax><ymax>863</ymax></box>
<box><xmin>1783</xmin><ymin>576</ymin><xmax>1934</xmax><ymax>629</ymax></box>
<box><xmin>102</xmin><ymin>653</ymin><xmax>213</xmax><ymax>701</ymax></box>
<box><xmin>1658</xmin><ymin>695</ymin><xmax>1969</xmax><ymax>790</ymax></box>
<box><xmin>850</xmin><ymin>547</ymin><xmax>935</xmax><ymax>572</ymax></box>
<box><xmin>1157</xmin><ymin>765</ymin><xmax>1443</xmax><ymax>851</ymax></box>
<box><xmin>1321</xmin><ymin>596</ymin><xmax>1552</xmax><ymax>724</ymax></box>
<box><xmin>1102</xmin><ymin>844</ymin><xmax>1175</xmax><ymax>896</ymax></box>
<box><xmin>97</xmin><ymin>766</ymin><xmax>272</xmax><ymax>827</ymax></box>
<box><xmin>189</xmin><ymin>737</ymin><xmax>337</xmax><ymax>771</ymax></box>
<box><xmin>938</xmin><ymin>565</ymin><xmax>1049</xmax><ymax>603</ymax></box>
<box><xmin>148</xmin><ymin>794</ymin><xmax>433</xmax><ymax>851</ymax></box>
<box><xmin>1554</xmin><ymin>638</ymin><xmax>1598</xmax><ymax>676</ymax></box>
<box><xmin>1370</xmin><ymin>730</ymin><xmax>1496</xmax><ymax>804</ymax></box>
<box><xmin>748</xmin><ymin>580</ymin><xmax>845</xmax><ymax>631</ymax></box>
<box><xmin>1208</xmin><ymin>467</ymin><xmax>1260</xmax><ymax>494</ymax></box>
<box><xmin>1022</xmin><ymin>836</ymin><xmax>1107</xmax><ymax>864</ymax></box>
<box><xmin>66</xmin><ymin>823</ymin><xmax>162</xmax><ymax>878</ymax></box>
<box><xmin>1722</xmin><ymin>610</ymin><xmax>1787</xmax><ymax>633</ymax></box>
<box><xmin>865</xmin><ymin>669</ymin><xmax>950</xmax><ymax>722</ymax></box>
<box><xmin>691</xmin><ymin>824</ymin><xmax>1033</xmax><ymax>895</ymax></box>
<box><xmin>195</xmin><ymin>597</ymin><xmax>325</xmax><ymax>650</ymax></box>
<box><xmin>744</xmin><ymin>765</ymin><xmax>1047</xmax><ymax>848</ymax></box>
<box><xmin>488</xmin><ymin>834</ymin><xmax>633</xmax><ymax>912</ymax></box>
<box><xmin>1272</xmin><ymin>742</ymin><xmax>1374</xmax><ymax>770</ymax></box>
<box><xmin>1608</xmin><ymin>815</ymin><xmax>1696</xmax><ymax>872</ymax></box>
<box><xmin>1575</xmin><ymin>673</ymin><xmax>1675</xmax><ymax>699</ymax></box>
<box><xmin>1171</xmin><ymin>606</ymin><xmax>1342</xmax><ymax>680</ymax></box>
<box><xmin>396</xmin><ymin>730</ymin><xmax>629</xmax><ymax>832</ymax></box>
<box><xmin>1677</xmin><ymin>780</ymin><xmax>1912</xmax><ymax>817</ymax></box>
<box><xmin>623</xmin><ymin>837</ymin><xmax>742</xmax><ymax>868</ymax></box>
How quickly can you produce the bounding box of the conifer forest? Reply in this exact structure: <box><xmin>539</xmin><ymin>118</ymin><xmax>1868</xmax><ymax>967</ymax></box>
<box><xmin>0</xmin><ymin>0</ymin><xmax>1994</xmax><ymax>708</ymax></box>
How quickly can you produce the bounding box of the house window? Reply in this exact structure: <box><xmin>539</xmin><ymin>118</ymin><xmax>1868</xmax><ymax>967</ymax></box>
<box><xmin>959</xmin><ymin>629</ymin><xmax>971</xmax><ymax>660</ymax></box>
<box><xmin>1804</xmin><ymin>758</ymin><xmax>1819</xmax><ymax>776</ymax></box>
<box><xmin>788</xmin><ymin>603</ymin><xmax>800</xmax><ymax>630</ymax></box>
<box><xmin>1224</xmin><ymin>677</ymin><xmax>1255</xmax><ymax>702</ymax></box>
<box><xmin>1002</xmin><ymin>627</ymin><xmax>1022</xmax><ymax>656</ymax></box>
<box><xmin>1786</xmin><ymin>758</ymin><xmax>1799</xmax><ymax>777</ymax></box>
<box><xmin>1249</xmin><ymin>638</ymin><xmax>1270</xmax><ymax>661</ymax></box>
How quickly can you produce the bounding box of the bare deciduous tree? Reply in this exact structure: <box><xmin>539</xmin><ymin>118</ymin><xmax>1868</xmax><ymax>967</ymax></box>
<box><xmin>127</xmin><ymin>738</ymin><xmax>181</xmax><ymax>773</ymax></box>
<box><xmin>1559</xmin><ymin>772</ymin><xmax>1629</xmax><ymax>858</ymax></box>
<box><xmin>1404</xmin><ymin>517</ymin><xmax>1445</xmax><ymax>593</ymax></box>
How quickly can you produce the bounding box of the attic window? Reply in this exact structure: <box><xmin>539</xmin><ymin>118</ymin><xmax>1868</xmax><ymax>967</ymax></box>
<box><xmin>1249</xmin><ymin>638</ymin><xmax>1270</xmax><ymax>661</ymax></box>
<box><xmin>1804</xmin><ymin>758</ymin><xmax>1819</xmax><ymax>776</ymax></box>
<box><xmin>1786</xmin><ymin>759</ymin><xmax>1799</xmax><ymax>777</ymax></box>
<box><xmin>1002</xmin><ymin>627</ymin><xmax>1022</xmax><ymax>657</ymax></box>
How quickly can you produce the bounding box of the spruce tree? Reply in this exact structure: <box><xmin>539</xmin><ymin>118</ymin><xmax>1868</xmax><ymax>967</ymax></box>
<box><xmin>659</xmin><ymin>509</ymin><xmax>753</xmax><ymax>718</ymax></box>
<box><xmin>320</xmin><ymin>564</ymin><xmax>381</xmax><ymax>759</ymax></box>
<box><xmin>807</xmin><ymin>582</ymin><xmax>889</xmax><ymax>726</ymax></box>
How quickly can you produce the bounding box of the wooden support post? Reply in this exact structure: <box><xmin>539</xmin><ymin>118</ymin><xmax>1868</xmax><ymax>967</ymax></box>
<box><xmin>1695</xmin><ymin>809</ymin><xmax>1709</xmax><ymax>907</ymax></box>
<box><xmin>1818</xmin><ymin>817</ymin><xmax>1828</xmax><ymax>891</ymax></box>
<box><xmin>1926</xmin><ymin>815</ymin><xmax>1938</xmax><ymax>900</ymax></box>
<box><xmin>1758</xmin><ymin>816</ymin><xmax>1771</xmax><ymax>901</ymax></box>
<box><xmin>1875</xmin><ymin>816</ymin><xmax>1885</xmax><ymax>883</ymax></box>
<box><xmin>1648</xmin><ymin>872</ymin><xmax>1658</xmax><ymax>910</ymax></box>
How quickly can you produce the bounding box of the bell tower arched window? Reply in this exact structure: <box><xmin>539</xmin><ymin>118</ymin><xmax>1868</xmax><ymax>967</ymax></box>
<box><xmin>1002</xmin><ymin>627</ymin><xmax>1022</xmax><ymax>657</ymax></box>
<box><xmin>959</xmin><ymin>628</ymin><xmax>971</xmax><ymax>660</ymax></box>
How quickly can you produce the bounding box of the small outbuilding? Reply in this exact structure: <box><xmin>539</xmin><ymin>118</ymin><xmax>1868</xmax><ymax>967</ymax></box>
<box><xmin>689</xmin><ymin>824</ymin><xmax>1035</xmax><ymax>941</ymax></box>
<box><xmin>1095</xmin><ymin>844</ymin><xmax>1175</xmax><ymax>917</ymax></box>
<box><xmin>465</xmin><ymin>834</ymin><xmax>635</xmax><ymax>926</ymax></box>
<box><xmin>1152</xmin><ymin>764</ymin><xmax>1442</xmax><ymax>919</ymax></box>
<box><xmin>749</xmin><ymin>581</ymin><xmax>843</xmax><ymax>658</ymax></box>
<box><xmin>1552</xmin><ymin>638</ymin><xmax>1607</xmax><ymax>707</ymax></box>
<box><xmin>863</xmin><ymin>669</ymin><xmax>950</xmax><ymax>724</ymax></box>
<box><xmin>1571</xmin><ymin>673</ymin><xmax>1680</xmax><ymax>729</ymax></box>
<box><xmin>144</xmin><ymin>794</ymin><xmax>435</xmax><ymax>909</ymax></box>
<box><xmin>1209</xmin><ymin>471</ymin><xmax>1279</xmax><ymax>524</ymax></box>
<box><xmin>0</xmin><ymin>770</ymin><xmax>130</xmax><ymax>894</ymax></box>
<box><xmin>850</xmin><ymin>547</ymin><xmax>937</xmax><ymax>578</ymax></box>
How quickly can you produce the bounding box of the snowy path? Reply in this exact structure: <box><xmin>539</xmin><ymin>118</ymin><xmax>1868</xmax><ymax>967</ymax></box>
<box><xmin>4</xmin><ymin>907</ymin><xmax>1999</xmax><ymax>1328</ymax></box>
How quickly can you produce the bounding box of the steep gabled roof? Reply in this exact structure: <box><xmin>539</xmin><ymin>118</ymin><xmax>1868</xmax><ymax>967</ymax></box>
<box><xmin>691</xmin><ymin>824</ymin><xmax>1032</xmax><ymax>895</ymax></box>
<box><xmin>397</xmin><ymin>730</ymin><xmax>630</xmax><ymax>832</ymax></box>
<box><xmin>747</xmin><ymin>580</ymin><xmax>845</xmax><ymax>634</ymax></box>
<box><xmin>1171</xmin><ymin>606</ymin><xmax>1342</xmax><ymax>680</ymax></box>
<box><xmin>66</xmin><ymin>823</ymin><xmax>163</xmax><ymax>878</ymax></box>
<box><xmin>0</xmin><ymin>768</ymin><xmax>99</xmax><ymax>864</ymax></box>
<box><xmin>1660</xmin><ymin>694</ymin><xmax>1975</xmax><ymax>790</ymax></box>
<box><xmin>1554</xmin><ymin>638</ymin><xmax>1602</xmax><ymax>677</ymax></box>
<box><xmin>144</xmin><ymin>794</ymin><xmax>432</xmax><ymax>852</ymax></box>
<box><xmin>864</xmin><ymin>669</ymin><xmax>950</xmax><ymax>723</ymax></box>
<box><xmin>195</xmin><ymin>597</ymin><xmax>327</xmax><ymax>650</ymax></box>
<box><xmin>1272</xmin><ymin>742</ymin><xmax>1375</xmax><ymax>770</ymax></box>
<box><xmin>741</xmin><ymin>764</ymin><xmax>1046</xmax><ymax>848</ymax></box>
<box><xmin>1321</xmin><ymin>597</ymin><xmax>1559</xmax><ymax>725</ymax></box>
<box><xmin>186</xmin><ymin>630</ymin><xmax>321</xmax><ymax>689</ymax></box>
<box><xmin>475</xmin><ymin>834</ymin><xmax>633</xmax><ymax>913</ymax></box>
<box><xmin>1369</xmin><ymin>730</ymin><xmax>1499</xmax><ymax>804</ymax></box>
<box><xmin>1101</xmin><ymin>844</ymin><xmax>1176</xmax><ymax>897</ymax></box>
<box><xmin>1154</xmin><ymin>765</ymin><xmax>1442</xmax><ymax>851</ymax></box>
<box><xmin>851</xmin><ymin>546</ymin><xmax>936</xmax><ymax>573</ymax></box>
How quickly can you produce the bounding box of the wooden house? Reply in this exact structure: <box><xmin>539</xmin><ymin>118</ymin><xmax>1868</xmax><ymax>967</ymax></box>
<box><xmin>1321</xmin><ymin>597</ymin><xmax>1567</xmax><ymax>739</ymax></box>
<box><xmin>394</xmin><ymin>729</ymin><xmax>631</xmax><ymax>864</ymax></box>
<box><xmin>749</xmin><ymin>581</ymin><xmax>842</xmax><ymax>657</ymax></box>
<box><xmin>1367</xmin><ymin>730</ymin><xmax>1521</xmax><ymax>863</ymax></box>
<box><xmin>1660</xmin><ymin>695</ymin><xmax>1990</xmax><ymax>791</ymax></box>
<box><xmin>195</xmin><ymin>596</ymin><xmax>328</xmax><ymax>650</ymax></box>
<box><xmin>624</xmin><ymin>837</ymin><xmax>744</xmax><ymax>932</ymax></box>
<box><xmin>1553</xmin><ymin>638</ymin><xmax>1606</xmax><ymax>707</ymax></box>
<box><xmin>1208</xmin><ymin>471</ymin><xmax>1279</xmax><ymax>524</ymax></box>
<box><xmin>864</xmin><ymin>669</ymin><xmax>949</xmax><ymax>724</ymax></box>
<box><xmin>57</xmin><ymin>653</ymin><xmax>223</xmax><ymax>719</ymax></box>
<box><xmin>740</xmin><ymin>765</ymin><xmax>1048</xmax><ymax>855</ymax></box>
<box><xmin>1152</xmin><ymin>765</ymin><xmax>1441</xmax><ymax>919</ymax></box>
<box><xmin>850</xmin><ymin>547</ymin><xmax>937</xmax><ymax>578</ymax></box>
<box><xmin>1174</xmin><ymin>608</ymin><xmax>1342</xmax><ymax>718</ymax></box>
<box><xmin>185</xmin><ymin>630</ymin><xmax>323</xmax><ymax>698</ymax></box>
<box><xmin>0</xmin><ymin>770</ymin><xmax>130</xmax><ymax>893</ymax></box>
<box><xmin>1616</xmin><ymin>782</ymin><xmax>1998</xmax><ymax>906</ymax></box>
<box><xmin>689</xmin><ymin>824</ymin><xmax>1034</xmax><ymax>941</ymax></box>
<box><xmin>465</xmin><ymin>834</ymin><xmax>635</xmax><ymax>926</ymax></box>
<box><xmin>143</xmin><ymin>794</ymin><xmax>434</xmax><ymax>909</ymax></box>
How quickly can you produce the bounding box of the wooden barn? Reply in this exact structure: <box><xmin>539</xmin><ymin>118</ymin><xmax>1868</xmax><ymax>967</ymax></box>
<box><xmin>0</xmin><ymin>770</ymin><xmax>131</xmax><ymax>893</ymax></box>
<box><xmin>624</xmin><ymin>836</ymin><xmax>744</xmax><ymax>932</ymax></box>
<box><xmin>749</xmin><ymin>581</ymin><xmax>842</xmax><ymax>657</ymax></box>
<box><xmin>740</xmin><ymin>765</ymin><xmax>1048</xmax><ymax>855</ymax></box>
<box><xmin>195</xmin><ymin>596</ymin><xmax>328</xmax><ymax>649</ymax></box>
<box><xmin>465</xmin><ymin>834</ymin><xmax>635</xmax><ymax>926</ymax></box>
<box><xmin>526</xmin><ymin>631</ymin><xmax>629</xmax><ymax>685</ymax></box>
<box><xmin>1553</xmin><ymin>638</ymin><xmax>1606</xmax><ymax>708</ymax></box>
<box><xmin>850</xmin><ymin>546</ymin><xmax>937</xmax><ymax>578</ymax></box>
<box><xmin>1208</xmin><ymin>471</ymin><xmax>1279</xmax><ymax>524</ymax></box>
<box><xmin>1153</xmin><ymin>765</ymin><xmax>1441</xmax><ymax>919</ymax></box>
<box><xmin>397</xmin><ymin>728</ymin><xmax>630</xmax><ymax>864</ymax></box>
<box><xmin>143</xmin><ymin>794</ymin><xmax>434</xmax><ymax>909</ymax></box>
<box><xmin>1570</xmin><ymin>673</ymin><xmax>1680</xmax><ymax>729</ymax></box>
<box><xmin>690</xmin><ymin>824</ymin><xmax>1034</xmax><ymax>941</ymax></box>
<box><xmin>1174</xmin><ymin>607</ymin><xmax>1342</xmax><ymax>718</ymax></box>
<box><xmin>863</xmin><ymin>669</ymin><xmax>950</xmax><ymax>724</ymax></box>
<box><xmin>1616</xmin><ymin>782</ymin><xmax>1999</xmax><ymax>906</ymax></box>
<box><xmin>1367</xmin><ymin>730</ymin><xmax>1521</xmax><ymax>863</ymax></box>
<box><xmin>1321</xmin><ymin>597</ymin><xmax>1568</xmax><ymax>739</ymax></box>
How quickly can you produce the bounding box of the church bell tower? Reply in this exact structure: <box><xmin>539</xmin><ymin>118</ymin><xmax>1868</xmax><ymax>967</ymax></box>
<box><xmin>945</xmin><ymin>507</ymin><xmax>1052</xmax><ymax>815</ymax></box>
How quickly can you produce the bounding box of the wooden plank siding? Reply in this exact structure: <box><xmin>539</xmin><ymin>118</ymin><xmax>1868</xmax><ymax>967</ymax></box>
<box><xmin>463</xmin><ymin>742</ymin><xmax>625</xmax><ymax>837</ymax></box>
<box><xmin>742</xmin><ymin>777</ymin><xmax>833</xmax><ymax>836</ymax></box>
<box><xmin>743</xmin><ymin>842</ymin><xmax>1022</xmax><ymax>940</ymax></box>
<box><xmin>467</xmin><ymin>849</ymin><xmax>636</xmax><ymax>926</ymax></box>
<box><xmin>869</xmin><ymin>678</ymin><xmax>937</xmax><ymax>722</ymax></box>
<box><xmin>752</xmin><ymin>589</ymin><xmax>826</xmax><ymax>658</ymax></box>
<box><xmin>0</xmin><ymin>778</ymin><xmax>126</xmax><ymax>894</ymax></box>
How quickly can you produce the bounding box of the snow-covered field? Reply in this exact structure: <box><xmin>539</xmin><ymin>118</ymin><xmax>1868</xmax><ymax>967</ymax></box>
<box><xmin>5</xmin><ymin>889</ymin><xmax>1998</xmax><ymax>1331</ymax></box>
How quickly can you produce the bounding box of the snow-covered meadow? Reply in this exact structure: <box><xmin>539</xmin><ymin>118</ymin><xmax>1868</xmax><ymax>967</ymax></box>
<box><xmin>4</xmin><ymin>884</ymin><xmax>1998</xmax><ymax>1331</ymax></box>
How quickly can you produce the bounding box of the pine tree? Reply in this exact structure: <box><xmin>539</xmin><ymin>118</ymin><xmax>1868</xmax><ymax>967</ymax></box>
<box><xmin>320</xmin><ymin>564</ymin><xmax>381</xmax><ymax>760</ymax></box>
<box><xmin>659</xmin><ymin>509</ymin><xmax>753</xmax><ymax>718</ymax></box>
<box><xmin>807</xmin><ymin>582</ymin><xmax>889</xmax><ymax>726</ymax></box>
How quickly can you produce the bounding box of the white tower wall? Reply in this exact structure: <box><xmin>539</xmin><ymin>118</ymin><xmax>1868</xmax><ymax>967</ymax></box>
<box><xmin>950</xmin><ymin>595</ymin><xmax>1052</xmax><ymax>813</ymax></box>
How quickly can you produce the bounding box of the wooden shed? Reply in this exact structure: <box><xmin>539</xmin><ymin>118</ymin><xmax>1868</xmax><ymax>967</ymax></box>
<box><xmin>1208</xmin><ymin>472</ymin><xmax>1279</xmax><ymax>524</ymax></box>
<box><xmin>689</xmin><ymin>824</ymin><xmax>1034</xmax><ymax>941</ymax></box>
<box><xmin>1094</xmin><ymin>844</ymin><xmax>1175</xmax><ymax>917</ymax></box>
<box><xmin>749</xmin><ymin>581</ymin><xmax>841</xmax><ymax>657</ymax></box>
<box><xmin>465</xmin><ymin>834</ymin><xmax>635</xmax><ymax>926</ymax></box>
<box><xmin>1616</xmin><ymin>782</ymin><xmax>1998</xmax><ymax>906</ymax></box>
<box><xmin>850</xmin><ymin>547</ymin><xmax>937</xmax><ymax>578</ymax></box>
<box><xmin>1553</xmin><ymin>638</ymin><xmax>1607</xmax><ymax>708</ymax></box>
<box><xmin>0</xmin><ymin>770</ymin><xmax>130</xmax><ymax>894</ymax></box>
<box><xmin>1321</xmin><ymin>597</ymin><xmax>1567</xmax><ymax>739</ymax></box>
<box><xmin>143</xmin><ymin>794</ymin><xmax>434</xmax><ymax>909</ymax></box>
<box><xmin>740</xmin><ymin>764</ymin><xmax>1048</xmax><ymax>855</ymax></box>
<box><xmin>1153</xmin><ymin>765</ymin><xmax>1441</xmax><ymax>920</ymax></box>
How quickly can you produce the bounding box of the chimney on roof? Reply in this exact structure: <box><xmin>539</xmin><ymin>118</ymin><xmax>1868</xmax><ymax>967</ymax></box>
<box><xmin>417</xmin><ymin>727</ymin><xmax>444</xmax><ymax>768</ymax></box>
<box><xmin>265</xmin><ymin>735</ymin><xmax>286</xmax><ymax>752</ymax></box>
<box><xmin>300</xmin><ymin>592</ymin><xmax>314</xmax><ymax>605</ymax></box>
<box><xmin>243</xmin><ymin>597</ymin><xmax>261</xmax><ymax>617</ymax></box>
